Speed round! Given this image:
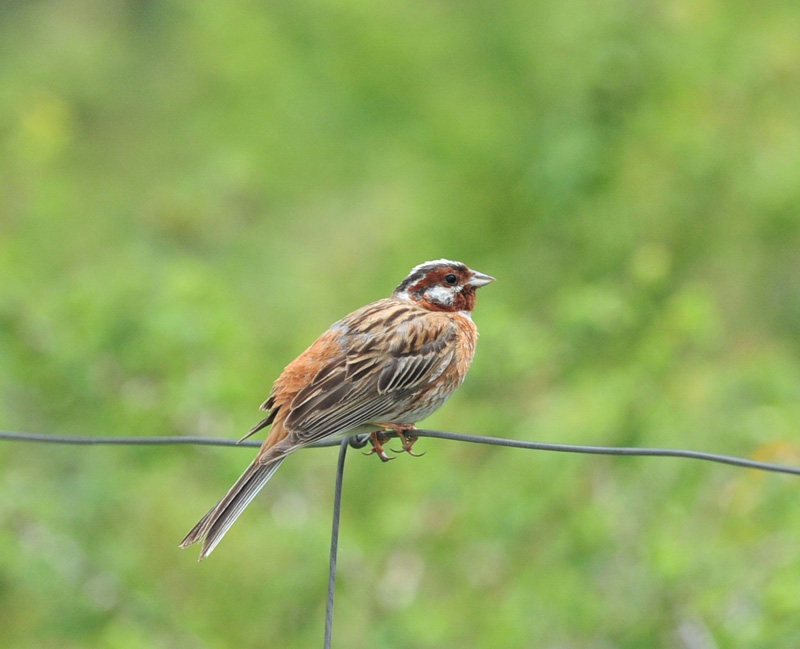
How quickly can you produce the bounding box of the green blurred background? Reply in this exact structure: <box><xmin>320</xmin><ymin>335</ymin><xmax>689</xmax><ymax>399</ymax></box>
<box><xmin>2</xmin><ymin>0</ymin><xmax>800</xmax><ymax>647</ymax></box>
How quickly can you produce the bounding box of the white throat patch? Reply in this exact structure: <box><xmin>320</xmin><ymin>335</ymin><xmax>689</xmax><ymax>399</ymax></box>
<box><xmin>425</xmin><ymin>284</ymin><xmax>455</xmax><ymax>306</ymax></box>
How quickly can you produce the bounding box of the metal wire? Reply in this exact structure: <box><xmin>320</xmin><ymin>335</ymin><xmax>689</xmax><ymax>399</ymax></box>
<box><xmin>324</xmin><ymin>439</ymin><xmax>349</xmax><ymax>649</ymax></box>
<box><xmin>2</xmin><ymin>425</ymin><xmax>799</xmax><ymax>649</ymax></box>
<box><xmin>411</xmin><ymin>429</ymin><xmax>800</xmax><ymax>476</ymax></box>
<box><xmin>1</xmin><ymin>428</ymin><xmax>798</xmax><ymax>475</ymax></box>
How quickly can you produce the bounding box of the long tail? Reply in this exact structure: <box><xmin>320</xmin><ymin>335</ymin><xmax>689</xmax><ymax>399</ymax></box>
<box><xmin>180</xmin><ymin>456</ymin><xmax>286</xmax><ymax>560</ymax></box>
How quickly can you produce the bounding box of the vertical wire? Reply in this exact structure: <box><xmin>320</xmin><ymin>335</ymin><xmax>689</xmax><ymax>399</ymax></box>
<box><xmin>324</xmin><ymin>438</ymin><xmax>349</xmax><ymax>649</ymax></box>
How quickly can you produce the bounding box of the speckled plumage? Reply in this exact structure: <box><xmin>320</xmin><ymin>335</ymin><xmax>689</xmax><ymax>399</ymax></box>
<box><xmin>180</xmin><ymin>260</ymin><xmax>494</xmax><ymax>559</ymax></box>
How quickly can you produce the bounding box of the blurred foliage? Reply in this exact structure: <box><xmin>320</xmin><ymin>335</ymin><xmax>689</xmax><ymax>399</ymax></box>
<box><xmin>1</xmin><ymin>0</ymin><xmax>800</xmax><ymax>647</ymax></box>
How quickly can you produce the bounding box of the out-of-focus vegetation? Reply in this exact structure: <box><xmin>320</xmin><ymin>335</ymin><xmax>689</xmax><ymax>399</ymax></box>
<box><xmin>2</xmin><ymin>0</ymin><xmax>800</xmax><ymax>647</ymax></box>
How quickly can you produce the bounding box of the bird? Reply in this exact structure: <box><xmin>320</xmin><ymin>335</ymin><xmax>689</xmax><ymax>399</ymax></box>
<box><xmin>180</xmin><ymin>259</ymin><xmax>494</xmax><ymax>560</ymax></box>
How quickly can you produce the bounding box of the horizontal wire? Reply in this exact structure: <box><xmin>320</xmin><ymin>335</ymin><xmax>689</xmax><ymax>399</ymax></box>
<box><xmin>0</xmin><ymin>430</ymin><xmax>266</xmax><ymax>448</ymax></box>
<box><xmin>2</xmin><ymin>425</ymin><xmax>796</xmax><ymax>649</ymax></box>
<box><xmin>0</xmin><ymin>428</ymin><xmax>798</xmax><ymax>476</ymax></box>
<box><xmin>412</xmin><ymin>429</ymin><xmax>800</xmax><ymax>476</ymax></box>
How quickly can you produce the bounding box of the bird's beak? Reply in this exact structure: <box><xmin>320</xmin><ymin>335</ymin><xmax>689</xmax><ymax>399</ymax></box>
<box><xmin>468</xmin><ymin>270</ymin><xmax>496</xmax><ymax>287</ymax></box>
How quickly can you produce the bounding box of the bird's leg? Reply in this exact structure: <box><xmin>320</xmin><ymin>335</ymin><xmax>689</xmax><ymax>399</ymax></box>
<box><xmin>365</xmin><ymin>430</ymin><xmax>394</xmax><ymax>462</ymax></box>
<box><xmin>390</xmin><ymin>425</ymin><xmax>424</xmax><ymax>457</ymax></box>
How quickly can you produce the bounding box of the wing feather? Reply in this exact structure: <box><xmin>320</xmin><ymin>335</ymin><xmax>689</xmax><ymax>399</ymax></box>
<box><xmin>281</xmin><ymin>304</ymin><xmax>457</xmax><ymax>441</ymax></box>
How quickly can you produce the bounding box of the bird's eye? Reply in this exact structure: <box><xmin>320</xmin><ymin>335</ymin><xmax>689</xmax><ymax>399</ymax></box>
<box><xmin>444</xmin><ymin>273</ymin><xmax>458</xmax><ymax>285</ymax></box>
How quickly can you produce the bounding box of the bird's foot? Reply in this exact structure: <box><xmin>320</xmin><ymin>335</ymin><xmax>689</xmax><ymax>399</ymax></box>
<box><xmin>365</xmin><ymin>430</ymin><xmax>394</xmax><ymax>462</ymax></box>
<box><xmin>391</xmin><ymin>426</ymin><xmax>424</xmax><ymax>458</ymax></box>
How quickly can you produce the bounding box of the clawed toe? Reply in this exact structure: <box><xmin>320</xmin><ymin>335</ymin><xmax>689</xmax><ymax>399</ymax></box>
<box><xmin>365</xmin><ymin>428</ymin><xmax>424</xmax><ymax>461</ymax></box>
<box><xmin>392</xmin><ymin>429</ymin><xmax>425</xmax><ymax>457</ymax></box>
<box><xmin>391</xmin><ymin>445</ymin><xmax>425</xmax><ymax>457</ymax></box>
<box><xmin>365</xmin><ymin>430</ymin><xmax>395</xmax><ymax>462</ymax></box>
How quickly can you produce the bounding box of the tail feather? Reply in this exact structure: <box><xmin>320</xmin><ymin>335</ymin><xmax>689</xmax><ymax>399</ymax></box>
<box><xmin>180</xmin><ymin>456</ymin><xmax>285</xmax><ymax>560</ymax></box>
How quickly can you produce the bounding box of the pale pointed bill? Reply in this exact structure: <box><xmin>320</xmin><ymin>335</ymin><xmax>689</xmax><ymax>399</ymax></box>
<box><xmin>468</xmin><ymin>270</ymin><xmax>496</xmax><ymax>287</ymax></box>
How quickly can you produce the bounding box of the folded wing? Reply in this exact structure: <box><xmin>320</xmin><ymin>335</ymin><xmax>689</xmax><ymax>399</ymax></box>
<box><xmin>282</xmin><ymin>307</ymin><xmax>457</xmax><ymax>447</ymax></box>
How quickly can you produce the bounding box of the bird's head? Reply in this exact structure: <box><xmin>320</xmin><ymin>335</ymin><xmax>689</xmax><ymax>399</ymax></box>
<box><xmin>393</xmin><ymin>259</ymin><xmax>495</xmax><ymax>313</ymax></box>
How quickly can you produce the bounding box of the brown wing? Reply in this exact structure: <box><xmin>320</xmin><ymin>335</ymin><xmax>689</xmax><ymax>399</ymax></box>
<box><xmin>274</xmin><ymin>300</ymin><xmax>458</xmax><ymax>447</ymax></box>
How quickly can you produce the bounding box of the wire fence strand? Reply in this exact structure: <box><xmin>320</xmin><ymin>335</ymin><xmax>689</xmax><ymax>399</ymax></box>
<box><xmin>2</xmin><ymin>426</ymin><xmax>799</xmax><ymax>649</ymax></box>
<box><xmin>1</xmin><ymin>428</ymin><xmax>798</xmax><ymax>475</ymax></box>
<box><xmin>324</xmin><ymin>439</ymin><xmax>349</xmax><ymax>649</ymax></box>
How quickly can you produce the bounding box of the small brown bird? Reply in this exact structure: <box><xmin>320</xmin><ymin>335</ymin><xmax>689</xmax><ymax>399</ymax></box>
<box><xmin>180</xmin><ymin>259</ymin><xmax>494</xmax><ymax>559</ymax></box>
